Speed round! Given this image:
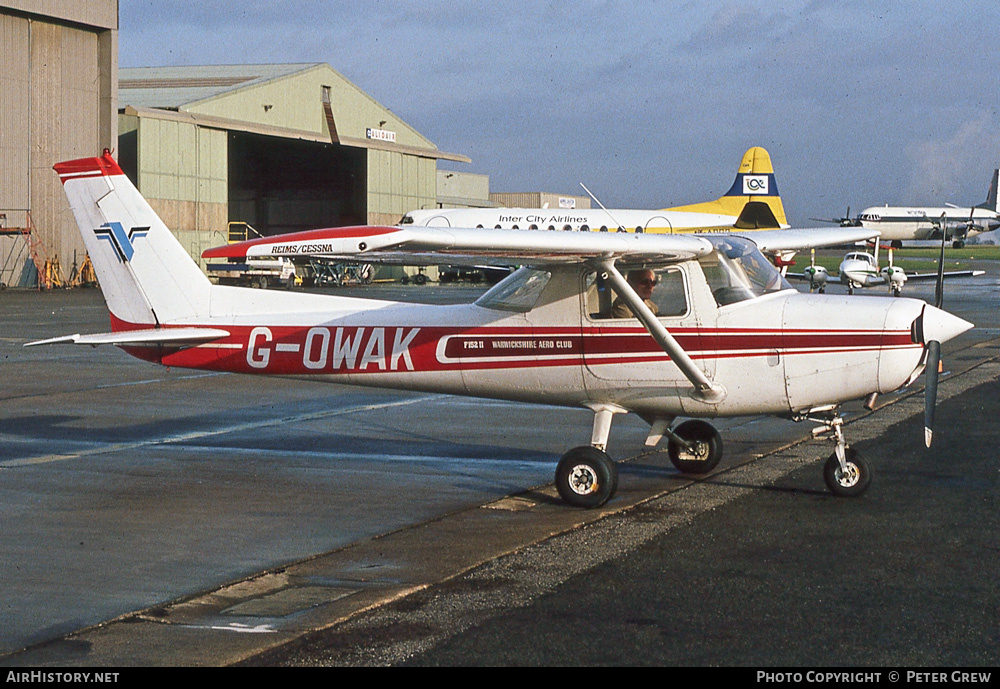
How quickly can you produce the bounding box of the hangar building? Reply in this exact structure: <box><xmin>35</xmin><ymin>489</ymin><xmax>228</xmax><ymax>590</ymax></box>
<box><xmin>117</xmin><ymin>63</ymin><xmax>471</xmax><ymax>267</ymax></box>
<box><xmin>0</xmin><ymin>0</ymin><xmax>117</xmax><ymax>287</ymax></box>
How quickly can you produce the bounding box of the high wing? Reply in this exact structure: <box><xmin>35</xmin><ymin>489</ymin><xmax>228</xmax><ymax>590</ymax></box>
<box><xmin>733</xmin><ymin>226</ymin><xmax>878</xmax><ymax>254</ymax></box>
<box><xmin>202</xmin><ymin>224</ymin><xmax>715</xmax><ymax>267</ymax></box>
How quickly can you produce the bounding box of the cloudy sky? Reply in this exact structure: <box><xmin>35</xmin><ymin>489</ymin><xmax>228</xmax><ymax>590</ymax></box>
<box><xmin>119</xmin><ymin>1</ymin><xmax>1000</xmax><ymax>226</ymax></box>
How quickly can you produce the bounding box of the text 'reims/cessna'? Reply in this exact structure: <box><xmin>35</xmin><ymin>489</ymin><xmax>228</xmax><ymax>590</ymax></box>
<box><xmin>29</xmin><ymin>151</ymin><xmax>972</xmax><ymax>508</ymax></box>
<box><xmin>402</xmin><ymin>146</ymin><xmax>879</xmax><ymax>267</ymax></box>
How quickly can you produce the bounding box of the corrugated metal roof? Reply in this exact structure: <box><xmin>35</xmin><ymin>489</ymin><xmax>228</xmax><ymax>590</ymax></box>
<box><xmin>119</xmin><ymin>64</ymin><xmax>321</xmax><ymax>109</ymax></box>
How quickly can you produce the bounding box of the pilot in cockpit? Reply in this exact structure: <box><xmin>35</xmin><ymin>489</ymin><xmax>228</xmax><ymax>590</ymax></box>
<box><xmin>610</xmin><ymin>269</ymin><xmax>660</xmax><ymax>318</ymax></box>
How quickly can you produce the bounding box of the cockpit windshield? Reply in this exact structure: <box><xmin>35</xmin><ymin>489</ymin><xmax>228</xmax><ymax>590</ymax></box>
<box><xmin>699</xmin><ymin>236</ymin><xmax>792</xmax><ymax>306</ymax></box>
<box><xmin>845</xmin><ymin>252</ymin><xmax>876</xmax><ymax>266</ymax></box>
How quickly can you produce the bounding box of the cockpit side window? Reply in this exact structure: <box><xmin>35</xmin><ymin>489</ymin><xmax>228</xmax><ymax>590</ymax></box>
<box><xmin>586</xmin><ymin>266</ymin><xmax>689</xmax><ymax>320</ymax></box>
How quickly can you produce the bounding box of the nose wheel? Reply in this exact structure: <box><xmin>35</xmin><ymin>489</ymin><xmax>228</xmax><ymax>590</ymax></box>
<box><xmin>823</xmin><ymin>447</ymin><xmax>871</xmax><ymax>497</ymax></box>
<box><xmin>803</xmin><ymin>408</ymin><xmax>873</xmax><ymax>497</ymax></box>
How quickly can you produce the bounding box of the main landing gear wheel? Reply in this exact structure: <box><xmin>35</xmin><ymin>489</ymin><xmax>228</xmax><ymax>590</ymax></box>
<box><xmin>823</xmin><ymin>447</ymin><xmax>871</xmax><ymax>497</ymax></box>
<box><xmin>667</xmin><ymin>420</ymin><xmax>723</xmax><ymax>474</ymax></box>
<box><xmin>555</xmin><ymin>446</ymin><xmax>618</xmax><ymax>509</ymax></box>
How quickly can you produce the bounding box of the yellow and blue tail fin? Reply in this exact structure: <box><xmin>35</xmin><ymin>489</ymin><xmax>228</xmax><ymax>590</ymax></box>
<box><xmin>665</xmin><ymin>147</ymin><xmax>788</xmax><ymax>229</ymax></box>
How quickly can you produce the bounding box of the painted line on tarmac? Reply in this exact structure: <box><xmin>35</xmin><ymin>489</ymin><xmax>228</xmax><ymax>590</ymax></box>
<box><xmin>308</xmin><ymin>356</ymin><xmax>1000</xmax><ymax>667</ymax></box>
<box><xmin>0</xmin><ymin>370</ymin><xmax>230</xmax><ymax>404</ymax></box>
<box><xmin>0</xmin><ymin>395</ymin><xmax>439</xmax><ymax>469</ymax></box>
<box><xmin>160</xmin><ymin>443</ymin><xmax>553</xmax><ymax>469</ymax></box>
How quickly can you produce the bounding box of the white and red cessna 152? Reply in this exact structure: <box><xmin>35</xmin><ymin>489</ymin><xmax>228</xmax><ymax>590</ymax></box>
<box><xmin>31</xmin><ymin>152</ymin><xmax>973</xmax><ymax>507</ymax></box>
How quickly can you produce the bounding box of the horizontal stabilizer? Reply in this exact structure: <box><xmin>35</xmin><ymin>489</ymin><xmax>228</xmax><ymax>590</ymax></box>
<box><xmin>25</xmin><ymin>327</ymin><xmax>231</xmax><ymax>348</ymax></box>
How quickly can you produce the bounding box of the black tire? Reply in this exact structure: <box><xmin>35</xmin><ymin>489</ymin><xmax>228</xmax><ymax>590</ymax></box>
<box><xmin>413</xmin><ymin>273</ymin><xmax>428</xmax><ymax>286</ymax></box>
<box><xmin>823</xmin><ymin>448</ymin><xmax>871</xmax><ymax>497</ymax></box>
<box><xmin>555</xmin><ymin>446</ymin><xmax>618</xmax><ymax>508</ymax></box>
<box><xmin>667</xmin><ymin>420</ymin><xmax>723</xmax><ymax>474</ymax></box>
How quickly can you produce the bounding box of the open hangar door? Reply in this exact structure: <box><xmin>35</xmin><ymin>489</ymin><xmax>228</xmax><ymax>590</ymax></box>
<box><xmin>228</xmin><ymin>132</ymin><xmax>367</xmax><ymax>236</ymax></box>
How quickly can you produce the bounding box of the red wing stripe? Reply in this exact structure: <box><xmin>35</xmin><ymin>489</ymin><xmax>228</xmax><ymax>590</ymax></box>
<box><xmin>201</xmin><ymin>226</ymin><xmax>402</xmax><ymax>259</ymax></box>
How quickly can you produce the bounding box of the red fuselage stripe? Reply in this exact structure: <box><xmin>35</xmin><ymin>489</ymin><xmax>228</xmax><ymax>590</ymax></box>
<box><xmin>111</xmin><ymin>317</ymin><xmax>918</xmax><ymax>375</ymax></box>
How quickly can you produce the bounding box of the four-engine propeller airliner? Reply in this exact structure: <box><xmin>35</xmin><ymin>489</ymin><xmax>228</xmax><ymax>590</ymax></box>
<box><xmin>29</xmin><ymin>151</ymin><xmax>973</xmax><ymax>507</ymax></box>
<box><xmin>824</xmin><ymin>169</ymin><xmax>1000</xmax><ymax>248</ymax></box>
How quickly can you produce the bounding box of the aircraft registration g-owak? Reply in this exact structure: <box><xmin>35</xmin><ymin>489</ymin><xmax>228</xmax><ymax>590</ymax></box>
<box><xmin>401</xmin><ymin>146</ymin><xmax>790</xmax><ymax>234</ymax></box>
<box><xmin>31</xmin><ymin>151</ymin><xmax>974</xmax><ymax>508</ymax></box>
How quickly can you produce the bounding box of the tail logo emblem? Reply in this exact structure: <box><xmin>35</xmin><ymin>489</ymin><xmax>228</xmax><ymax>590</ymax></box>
<box><xmin>742</xmin><ymin>175</ymin><xmax>769</xmax><ymax>195</ymax></box>
<box><xmin>94</xmin><ymin>222</ymin><xmax>149</xmax><ymax>262</ymax></box>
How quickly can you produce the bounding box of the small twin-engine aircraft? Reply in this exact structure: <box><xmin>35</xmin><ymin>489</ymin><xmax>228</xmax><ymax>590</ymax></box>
<box><xmin>793</xmin><ymin>248</ymin><xmax>984</xmax><ymax>296</ymax></box>
<box><xmin>822</xmin><ymin>170</ymin><xmax>1000</xmax><ymax>249</ymax></box>
<box><xmin>31</xmin><ymin>152</ymin><xmax>973</xmax><ymax>507</ymax></box>
<box><xmin>402</xmin><ymin>146</ymin><xmax>790</xmax><ymax>234</ymax></box>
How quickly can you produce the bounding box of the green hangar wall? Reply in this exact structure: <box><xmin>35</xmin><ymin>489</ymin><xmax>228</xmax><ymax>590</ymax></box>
<box><xmin>118</xmin><ymin>63</ymin><xmax>469</xmax><ymax>269</ymax></box>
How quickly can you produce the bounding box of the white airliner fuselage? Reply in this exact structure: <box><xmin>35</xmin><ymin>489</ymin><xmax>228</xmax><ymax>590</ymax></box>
<box><xmin>401</xmin><ymin>207</ymin><xmax>752</xmax><ymax>234</ymax></box>
<box><xmin>858</xmin><ymin>206</ymin><xmax>1000</xmax><ymax>245</ymax></box>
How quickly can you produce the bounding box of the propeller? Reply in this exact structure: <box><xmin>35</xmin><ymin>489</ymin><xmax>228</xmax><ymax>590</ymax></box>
<box><xmin>935</xmin><ymin>213</ymin><xmax>946</xmax><ymax>309</ymax></box>
<box><xmin>810</xmin><ymin>206</ymin><xmax>859</xmax><ymax>226</ymax></box>
<box><xmin>923</xmin><ymin>223</ymin><xmax>950</xmax><ymax>447</ymax></box>
<box><xmin>924</xmin><ymin>340</ymin><xmax>941</xmax><ymax>448</ymax></box>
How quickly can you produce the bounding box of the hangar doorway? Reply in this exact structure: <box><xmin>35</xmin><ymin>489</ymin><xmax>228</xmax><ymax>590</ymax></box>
<box><xmin>228</xmin><ymin>132</ymin><xmax>366</xmax><ymax>236</ymax></box>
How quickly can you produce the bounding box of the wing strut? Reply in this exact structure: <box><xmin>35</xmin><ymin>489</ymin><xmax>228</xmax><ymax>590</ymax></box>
<box><xmin>597</xmin><ymin>259</ymin><xmax>726</xmax><ymax>404</ymax></box>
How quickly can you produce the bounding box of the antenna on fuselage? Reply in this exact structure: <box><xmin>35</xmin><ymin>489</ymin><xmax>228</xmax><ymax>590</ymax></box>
<box><xmin>580</xmin><ymin>182</ymin><xmax>627</xmax><ymax>233</ymax></box>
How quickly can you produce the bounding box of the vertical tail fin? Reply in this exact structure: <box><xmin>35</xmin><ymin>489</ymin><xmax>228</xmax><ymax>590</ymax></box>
<box><xmin>663</xmin><ymin>146</ymin><xmax>789</xmax><ymax>228</ymax></box>
<box><xmin>984</xmin><ymin>169</ymin><xmax>999</xmax><ymax>213</ymax></box>
<box><xmin>54</xmin><ymin>151</ymin><xmax>212</xmax><ymax>328</ymax></box>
